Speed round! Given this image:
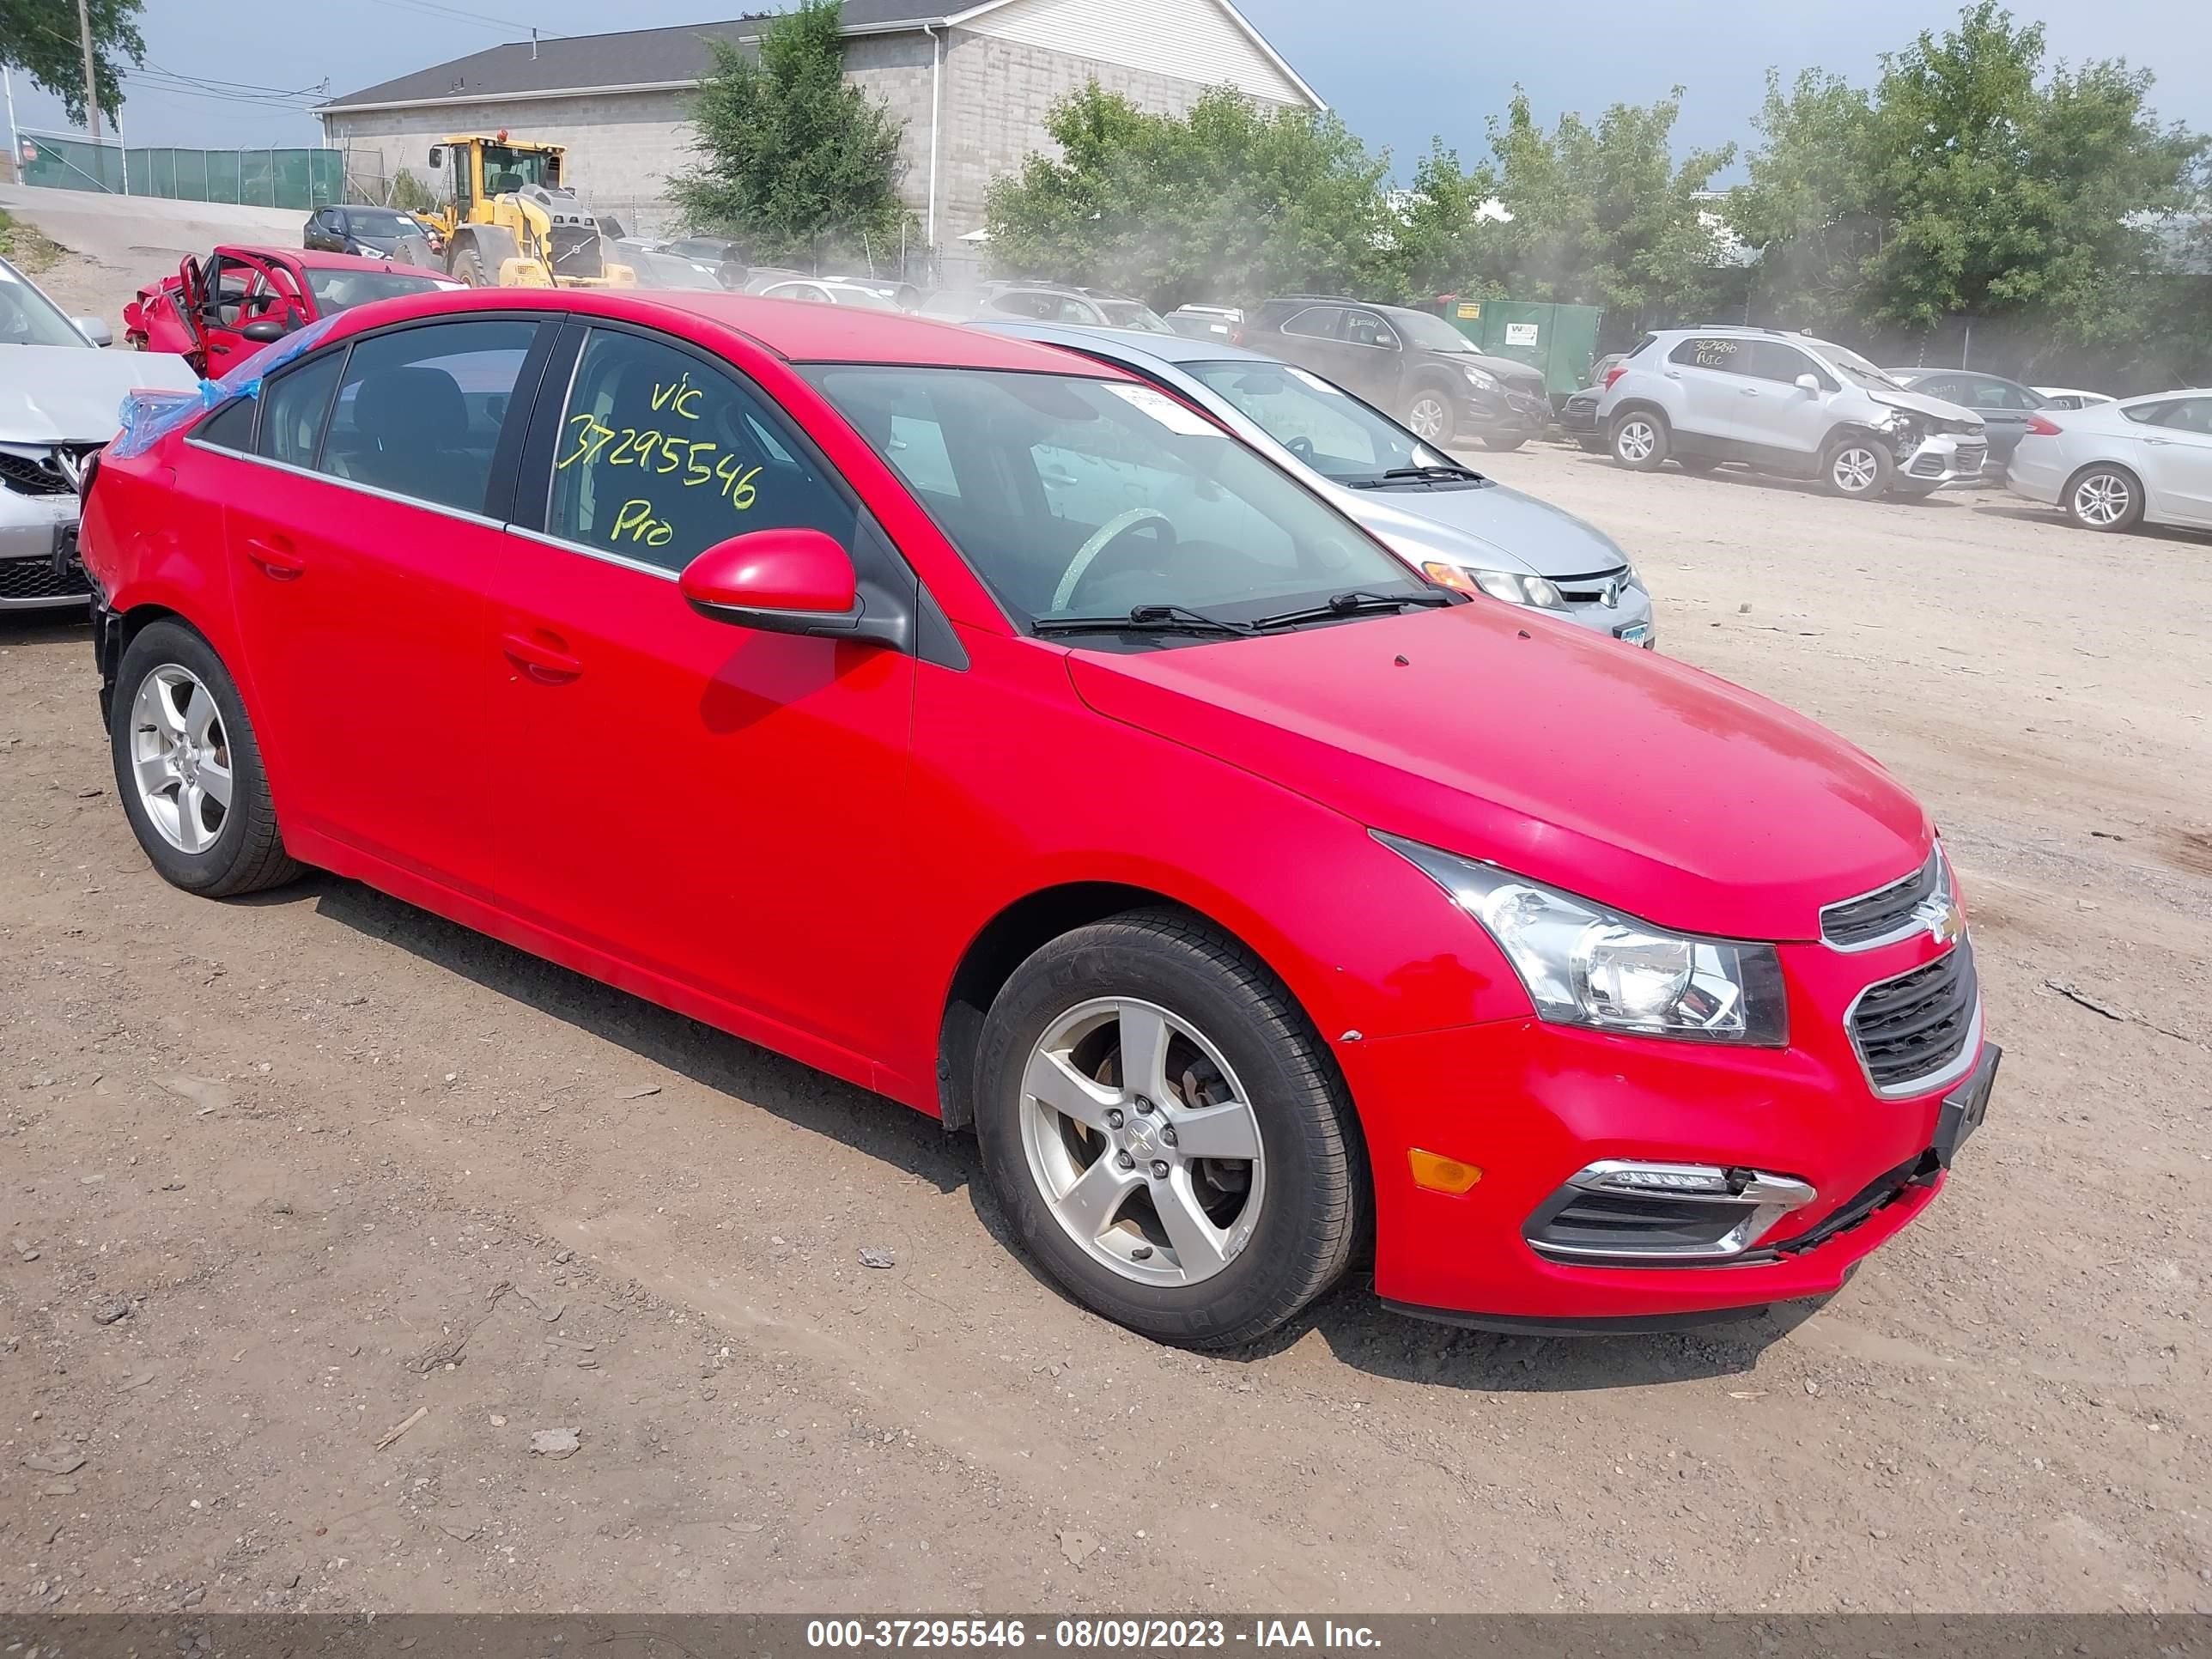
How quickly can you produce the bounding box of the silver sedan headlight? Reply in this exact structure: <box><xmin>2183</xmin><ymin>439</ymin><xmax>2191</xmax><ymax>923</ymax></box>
<box><xmin>1469</xmin><ymin>568</ymin><xmax>1565</xmax><ymax>609</ymax></box>
<box><xmin>1376</xmin><ymin>833</ymin><xmax>1790</xmax><ymax>1045</ymax></box>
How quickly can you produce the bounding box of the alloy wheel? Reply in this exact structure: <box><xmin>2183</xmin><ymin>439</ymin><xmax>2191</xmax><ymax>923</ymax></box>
<box><xmin>1832</xmin><ymin>446</ymin><xmax>1881</xmax><ymax>494</ymax></box>
<box><xmin>2073</xmin><ymin>471</ymin><xmax>2130</xmax><ymax>526</ymax></box>
<box><xmin>1018</xmin><ymin>997</ymin><xmax>1266</xmax><ymax>1288</ymax></box>
<box><xmin>128</xmin><ymin>664</ymin><xmax>233</xmax><ymax>854</ymax></box>
<box><xmin>1407</xmin><ymin>397</ymin><xmax>1449</xmax><ymax>441</ymax></box>
<box><xmin>1615</xmin><ymin>419</ymin><xmax>1656</xmax><ymax>463</ymax></box>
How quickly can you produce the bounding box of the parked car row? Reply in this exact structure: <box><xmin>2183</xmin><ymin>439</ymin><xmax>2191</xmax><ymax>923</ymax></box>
<box><xmin>73</xmin><ymin>284</ymin><xmax>1993</xmax><ymax>1351</ymax></box>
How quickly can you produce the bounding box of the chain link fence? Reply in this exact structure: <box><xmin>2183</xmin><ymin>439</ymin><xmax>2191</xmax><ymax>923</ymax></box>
<box><xmin>15</xmin><ymin>131</ymin><xmax>347</xmax><ymax>209</ymax></box>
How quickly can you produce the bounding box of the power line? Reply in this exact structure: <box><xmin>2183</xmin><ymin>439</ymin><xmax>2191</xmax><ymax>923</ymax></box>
<box><xmin>366</xmin><ymin>0</ymin><xmax>554</xmax><ymax>38</ymax></box>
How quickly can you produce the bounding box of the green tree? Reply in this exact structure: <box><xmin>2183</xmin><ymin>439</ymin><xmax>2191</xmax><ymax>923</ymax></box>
<box><xmin>387</xmin><ymin>168</ymin><xmax>438</xmax><ymax>215</ymax></box>
<box><xmin>670</xmin><ymin>0</ymin><xmax>909</xmax><ymax>264</ymax></box>
<box><xmin>1</xmin><ymin>0</ymin><xmax>144</xmax><ymax>127</ymax></box>
<box><xmin>985</xmin><ymin>85</ymin><xmax>1401</xmax><ymax>306</ymax></box>
<box><xmin>1730</xmin><ymin>3</ymin><xmax>2207</xmax><ymax>346</ymax></box>
<box><xmin>1468</xmin><ymin>89</ymin><xmax>1736</xmax><ymax>324</ymax></box>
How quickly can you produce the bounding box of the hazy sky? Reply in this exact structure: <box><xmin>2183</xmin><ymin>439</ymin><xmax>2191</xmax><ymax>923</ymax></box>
<box><xmin>8</xmin><ymin>0</ymin><xmax>2207</xmax><ymax>183</ymax></box>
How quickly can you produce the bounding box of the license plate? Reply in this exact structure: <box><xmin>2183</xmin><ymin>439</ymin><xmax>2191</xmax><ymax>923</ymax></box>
<box><xmin>1933</xmin><ymin>1043</ymin><xmax>1999</xmax><ymax>1166</ymax></box>
<box><xmin>1616</xmin><ymin>621</ymin><xmax>1651</xmax><ymax>646</ymax></box>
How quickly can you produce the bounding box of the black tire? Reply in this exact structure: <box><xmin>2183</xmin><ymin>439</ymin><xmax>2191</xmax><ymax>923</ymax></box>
<box><xmin>450</xmin><ymin>244</ymin><xmax>489</xmax><ymax>288</ymax></box>
<box><xmin>1822</xmin><ymin>434</ymin><xmax>1895</xmax><ymax>499</ymax></box>
<box><xmin>1404</xmin><ymin>387</ymin><xmax>1456</xmax><ymax>447</ymax></box>
<box><xmin>1576</xmin><ymin>438</ymin><xmax>1607</xmax><ymax>454</ymax></box>
<box><xmin>1675</xmin><ymin>455</ymin><xmax>1721</xmax><ymax>474</ymax></box>
<box><xmin>2063</xmin><ymin>463</ymin><xmax>2144</xmax><ymax>532</ymax></box>
<box><xmin>974</xmin><ymin>908</ymin><xmax>1365</xmax><ymax>1350</ymax></box>
<box><xmin>1480</xmin><ymin>434</ymin><xmax>1527</xmax><ymax>453</ymax></box>
<box><xmin>1610</xmin><ymin>408</ymin><xmax>1669</xmax><ymax>471</ymax></box>
<box><xmin>110</xmin><ymin>619</ymin><xmax>300</xmax><ymax>898</ymax></box>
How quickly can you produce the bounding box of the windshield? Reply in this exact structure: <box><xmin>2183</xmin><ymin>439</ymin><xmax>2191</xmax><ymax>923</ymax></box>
<box><xmin>1815</xmin><ymin>342</ymin><xmax>1904</xmax><ymax>389</ymax></box>
<box><xmin>346</xmin><ymin>209</ymin><xmax>418</xmax><ymax>238</ymax></box>
<box><xmin>480</xmin><ymin>145</ymin><xmax>552</xmax><ymax>192</ymax></box>
<box><xmin>807</xmin><ymin>366</ymin><xmax>1426</xmax><ymax>634</ymax></box>
<box><xmin>0</xmin><ymin>257</ymin><xmax>94</xmax><ymax>348</ymax></box>
<box><xmin>1393</xmin><ymin>310</ymin><xmax>1478</xmax><ymax>354</ymax></box>
<box><xmin>1097</xmin><ymin>300</ymin><xmax>1173</xmax><ymax>333</ymax></box>
<box><xmin>304</xmin><ymin>268</ymin><xmax>454</xmax><ymax>312</ymax></box>
<box><xmin>1184</xmin><ymin>360</ymin><xmax>1457</xmax><ymax>486</ymax></box>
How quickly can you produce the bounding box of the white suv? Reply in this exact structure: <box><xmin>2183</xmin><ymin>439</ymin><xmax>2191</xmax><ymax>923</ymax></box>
<box><xmin>1597</xmin><ymin>328</ymin><xmax>1987</xmax><ymax>500</ymax></box>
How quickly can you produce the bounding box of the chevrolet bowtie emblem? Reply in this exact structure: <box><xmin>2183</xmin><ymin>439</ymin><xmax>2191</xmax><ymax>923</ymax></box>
<box><xmin>1914</xmin><ymin>895</ymin><xmax>1965</xmax><ymax>947</ymax></box>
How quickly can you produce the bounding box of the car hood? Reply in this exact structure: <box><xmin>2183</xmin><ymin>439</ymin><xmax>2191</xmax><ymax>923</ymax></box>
<box><xmin>1461</xmin><ymin>351</ymin><xmax>1546</xmax><ymax>389</ymax></box>
<box><xmin>1868</xmin><ymin>386</ymin><xmax>1984</xmax><ymax>428</ymax></box>
<box><xmin>1064</xmin><ymin>603</ymin><xmax>1929</xmax><ymax>942</ymax></box>
<box><xmin>1345</xmin><ymin>478</ymin><xmax>1632</xmax><ymax>580</ymax></box>
<box><xmin>0</xmin><ymin>343</ymin><xmax>200</xmax><ymax>442</ymax></box>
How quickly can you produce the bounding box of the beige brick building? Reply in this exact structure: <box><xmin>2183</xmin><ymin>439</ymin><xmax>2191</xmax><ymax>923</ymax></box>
<box><xmin>315</xmin><ymin>0</ymin><xmax>1323</xmax><ymax>272</ymax></box>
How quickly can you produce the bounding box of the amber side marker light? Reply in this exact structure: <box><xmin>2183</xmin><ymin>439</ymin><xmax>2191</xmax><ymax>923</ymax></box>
<box><xmin>1420</xmin><ymin>561</ymin><xmax>1479</xmax><ymax>595</ymax></box>
<box><xmin>1407</xmin><ymin>1149</ymin><xmax>1483</xmax><ymax>1194</ymax></box>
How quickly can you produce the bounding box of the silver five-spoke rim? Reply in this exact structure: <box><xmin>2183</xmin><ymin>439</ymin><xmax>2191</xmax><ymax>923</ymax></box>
<box><xmin>1832</xmin><ymin>446</ymin><xmax>1880</xmax><ymax>493</ymax></box>
<box><xmin>2074</xmin><ymin>472</ymin><xmax>2130</xmax><ymax>526</ymax></box>
<box><xmin>1616</xmin><ymin>420</ymin><xmax>1656</xmax><ymax>462</ymax></box>
<box><xmin>1407</xmin><ymin>398</ymin><xmax>1447</xmax><ymax>441</ymax></box>
<box><xmin>1019</xmin><ymin>997</ymin><xmax>1265</xmax><ymax>1288</ymax></box>
<box><xmin>129</xmin><ymin>664</ymin><xmax>232</xmax><ymax>854</ymax></box>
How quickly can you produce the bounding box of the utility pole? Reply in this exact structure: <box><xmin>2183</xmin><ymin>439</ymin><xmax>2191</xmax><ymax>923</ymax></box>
<box><xmin>76</xmin><ymin>0</ymin><xmax>101</xmax><ymax>149</ymax></box>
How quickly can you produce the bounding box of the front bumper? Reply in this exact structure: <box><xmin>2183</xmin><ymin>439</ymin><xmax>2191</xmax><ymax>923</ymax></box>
<box><xmin>0</xmin><ymin>490</ymin><xmax>92</xmax><ymax>611</ymax></box>
<box><xmin>1338</xmin><ymin>933</ymin><xmax>1986</xmax><ymax>1325</ymax></box>
<box><xmin>1460</xmin><ymin>386</ymin><xmax>1549</xmax><ymax>435</ymax></box>
<box><xmin>1553</xmin><ymin>575</ymin><xmax>1655</xmax><ymax>647</ymax></box>
<box><xmin>1896</xmin><ymin>431</ymin><xmax>1987</xmax><ymax>489</ymax></box>
<box><xmin>1559</xmin><ymin>394</ymin><xmax>1601</xmax><ymax>437</ymax></box>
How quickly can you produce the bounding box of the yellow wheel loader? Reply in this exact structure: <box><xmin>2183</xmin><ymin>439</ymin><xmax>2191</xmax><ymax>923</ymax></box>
<box><xmin>421</xmin><ymin>133</ymin><xmax>635</xmax><ymax>289</ymax></box>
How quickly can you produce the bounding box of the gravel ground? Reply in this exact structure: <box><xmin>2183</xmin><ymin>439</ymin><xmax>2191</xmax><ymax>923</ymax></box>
<box><xmin>3</xmin><ymin>396</ymin><xmax>2209</xmax><ymax>1613</ymax></box>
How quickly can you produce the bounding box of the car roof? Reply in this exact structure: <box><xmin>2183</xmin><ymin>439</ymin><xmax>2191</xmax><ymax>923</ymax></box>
<box><xmin>971</xmin><ymin>319</ymin><xmax>1273</xmax><ymax>368</ymax></box>
<box><xmin>315</xmin><ymin>285</ymin><xmax>1127</xmax><ymax>371</ymax></box>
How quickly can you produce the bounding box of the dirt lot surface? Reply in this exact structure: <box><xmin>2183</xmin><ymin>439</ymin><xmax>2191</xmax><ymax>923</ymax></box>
<box><xmin>5</xmin><ymin>386</ymin><xmax>2210</xmax><ymax>1613</ymax></box>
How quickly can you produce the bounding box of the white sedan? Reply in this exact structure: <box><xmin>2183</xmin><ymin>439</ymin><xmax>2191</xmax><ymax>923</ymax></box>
<box><xmin>2005</xmin><ymin>391</ymin><xmax>2212</xmax><ymax>532</ymax></box>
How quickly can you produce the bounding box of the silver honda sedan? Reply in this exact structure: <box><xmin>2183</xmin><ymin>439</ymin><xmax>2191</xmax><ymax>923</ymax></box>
<box><xmin>970</xmin><ymin>321</ymin><xmax>1655</xmax><ymax>647</ymax></box>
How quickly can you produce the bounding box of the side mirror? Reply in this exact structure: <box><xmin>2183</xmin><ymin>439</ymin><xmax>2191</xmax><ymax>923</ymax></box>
<box><xmin>680</xmin><ymin>528</ymin><xmax>863</xmax><ymax>636</ymax></box>
<box><xmin>240</xmin><ymin>319</ymin><xmax>288</xmax><ymax>343</ymax></box>
<box><xmin>1794</xmin><ymin>374</ymin><xmax>1820</xmax><ymax>393</ymax></box>
<box><xmin>428</xmin><ymin>146</ymin><xmax>445</xmax><ymax>167</ymax></box>
<box><xmin>74</xmin><ymin>315</ymin><xmax>113</xmax><ymax>348</ymax></box>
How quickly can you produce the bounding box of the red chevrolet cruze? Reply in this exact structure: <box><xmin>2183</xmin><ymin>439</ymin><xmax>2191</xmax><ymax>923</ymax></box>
<box><xmin>78</xmin><ymin>289</ymin><xmax>1995</xmax><ymax>1347</ymax></box>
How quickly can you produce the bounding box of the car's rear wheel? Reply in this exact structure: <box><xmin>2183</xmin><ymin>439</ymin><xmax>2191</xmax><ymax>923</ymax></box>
<box><xmin>2064</xmin><ymin>464</ymin><xmax>2143</xmax><ymax>532</ymax></box>
<box><xmin>1823</xmin><ymin>435</ymin><xmax>1894</xmax><ymax>499</ymax></box>
<box><xmin>1480</xmin><ymin>434</ymin><xmax>1526</xmax><ymax>453</ymax></box>
<box><xmin>974</xmin><ymin>910</ymin><xmax>1364</xmax><ymax>1349</ymax></box>
<box><xmin>450</xmin><ymin>245</ymin><xmax>489</xmax><ymax>288</ymax></box>
<box><xmin>1675</xmin><ymin>455</ymin><xmax>1720</xmax><ymax>474</ymax></box>
<box><xmin>111</xmin><ymin>620</ymin><xmax>300</xmax><ymax>897</ymax></box>
<box><xmin>1405</xmin><ymin>390</ymin><xmax>1455</xmax><ymax>447</ymax></box>
<box><xmin>1610</xmin><ymin>410</ymin><xmax>1669</xmax><ymax>471</ymax></box>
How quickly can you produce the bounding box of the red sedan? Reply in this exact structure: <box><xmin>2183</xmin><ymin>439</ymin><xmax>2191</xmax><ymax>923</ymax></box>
<box><xmin>123</xmin><ymin>244</ymin><xmax>459</xmax><ymax>379</ymax></box>
<box><xmin>77</xmin><ymin>289</ymin><xmax>1995</xmax><ymax>1347</ymax></box>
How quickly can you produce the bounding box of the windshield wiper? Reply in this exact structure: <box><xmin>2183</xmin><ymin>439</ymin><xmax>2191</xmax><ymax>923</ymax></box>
<box><xmin>1251</xmin><ymin>589</ymin><xmax>1456</xmax><ymax>629</ymax></box>
<box><xmin>1033</xmin><ymin>602</ymin><xmax>1257</xmax><ymax>639</ymax></box>
<box><xmin>1354</xmin><ymin>464</ymin><xmax>1486</xmax><ymax>488</ymax></box>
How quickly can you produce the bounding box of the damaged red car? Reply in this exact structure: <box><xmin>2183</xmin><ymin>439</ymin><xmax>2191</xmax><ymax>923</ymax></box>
<box><xmin>76</xmin><ymin>288</ymin><xmax>1996</xmax><ymax>1348</ymax></box>
<box><xmin>124</xmin><ymin>245</ymin><xmax>460</xmax><ymax>378</ymax></box>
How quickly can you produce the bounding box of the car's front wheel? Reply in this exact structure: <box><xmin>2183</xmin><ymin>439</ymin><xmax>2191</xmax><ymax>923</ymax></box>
<box><xmin>2064</xmin><ymin>464</ymin><xmax>2144</xmax><ymax>532</ymax></box>
<box><xmin>1405</xmin><ymin>389</ymin><xmax>1456</xmax><ymax>447</ymax></box>
<box><xmin>111</xmin><ymin>620</ymin><xmax>300</xmax><ymax>897</ymax></box>
<box><xmin>974</xmin><ymin>910</ymin><xmax>1364</xmax><ymax>1349</ymax></box>
<box><xmin>1610</xmin><ymin>410</ymin><xmax>1669</xmax><ymax>470</ymax></box>
<box><xmin>1823</xmin><ymin>435</ymin><xmax>1894</xmax><ymax>499</ymax></box>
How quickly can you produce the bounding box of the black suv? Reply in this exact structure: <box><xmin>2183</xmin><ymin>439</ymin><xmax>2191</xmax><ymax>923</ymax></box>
<box><xmin>1249</xmin><ymin>296</ymin><xmax>1551</xmax><ymax>449</ymax></box>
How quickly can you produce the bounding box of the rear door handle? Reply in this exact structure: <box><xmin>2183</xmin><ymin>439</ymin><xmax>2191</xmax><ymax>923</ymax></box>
<box><xmin>1740</xmin><ymin>386</ymin><xmax>1761</xmax><ymax>395</ymax></box>
<box><xmin>2143</xmin><ymin>436</ymin><xmax>2174</xmax><ymax>446</ymax></box>
<box><xmin>501</xmin><ymin>629</ymin><xmax>584</xmax><ymax>684</ymax></box>
<box><xmin>244</xmin><ymin>535</ymin><xmax>306</xmax><ymax>580</ymax></box>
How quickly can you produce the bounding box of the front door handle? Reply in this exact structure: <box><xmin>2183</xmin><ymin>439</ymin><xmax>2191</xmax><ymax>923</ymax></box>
<box><xmin>1740</xmin><ymin>386</ymin><xmax>1761</xmax><ymax>395</ymax></box>
<box><xmin>244</xmin><ymin>535</ymin><xmax>306</xmax><ymax>580</ymax></box>
<box><xmin>501</xmin><ymin>629</ymin><xmax>584</xmax><ymax>684</ymax></box>
<box><xmin>2142</xmin><ymin>436</ymin><xmax>2174</xmax><ymax>446</ymax></box>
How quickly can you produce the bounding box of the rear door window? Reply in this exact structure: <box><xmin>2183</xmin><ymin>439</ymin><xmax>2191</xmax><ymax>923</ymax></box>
<box><xmin>317</xmin><ymin>319</ymin><xmax>539</xmax><ymax>514</ymax></box>
<box><xmin>257</xmin><ymin>352</ymin><xmax>344</xmax><ymax>468</ymax></box>
<box><xmin>545</xmin><ymin>326</ymin><xmax>855</xmax><ymax>572</ymax></box>
<box><xmin>1281</xmin><ymin>306</ymin><xmax>1344</xmax><ymax>342</ymax></box>
<box><xmin>1670</xmin><ymin>336</ymin><xmax>1750</xmax><ymax>374</ymax></box>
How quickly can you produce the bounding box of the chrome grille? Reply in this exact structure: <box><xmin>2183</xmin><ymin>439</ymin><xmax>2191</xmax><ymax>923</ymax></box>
<box><xmin>1821</xmin><ymin>852</ymin><xmax>1942</xmax><ymax>950</ymax></box>
<box><xmin>1848</xmin><ymin>942</ymin><xmax>1978</xmax><ymax>1095</ymax></box>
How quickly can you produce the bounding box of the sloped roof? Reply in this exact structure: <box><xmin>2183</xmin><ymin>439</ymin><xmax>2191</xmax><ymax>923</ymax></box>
<box><xmin>319</xmin><ymin>2</ymin><xmax>945</xmax><ymax>112</ymax></box>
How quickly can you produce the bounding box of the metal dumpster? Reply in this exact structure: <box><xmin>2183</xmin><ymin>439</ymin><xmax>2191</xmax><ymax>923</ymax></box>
<box><xmin>1439</xmin><ymin>299</ymin><xmax>1604</xmax><ymax>407</ymax></box>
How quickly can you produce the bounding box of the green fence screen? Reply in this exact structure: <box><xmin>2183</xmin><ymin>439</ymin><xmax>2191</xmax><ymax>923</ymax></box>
<box><xmin>20</xmin><ymin>132</ymin><xmax>343</xmax><ymax>209</ymax></box>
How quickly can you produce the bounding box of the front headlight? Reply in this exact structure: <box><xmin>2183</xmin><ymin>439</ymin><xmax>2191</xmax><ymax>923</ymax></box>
<box><xmin>1443</xmin><ymin>565</ymin><xmax>1566</xmax><ymax>610</ymax></box>
<box><xmin>1376</xmin><ymin>833</ymin><xmax>1790</xmax><ymax>1045</ymax></box>
<box><xmin>1461</xmin><ymin>364</ymin><xmax>1498</xmax><ymax>391</ymax></box>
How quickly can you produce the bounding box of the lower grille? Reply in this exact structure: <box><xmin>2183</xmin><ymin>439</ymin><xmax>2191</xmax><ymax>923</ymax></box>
<box><xmin>1952</xmin><ymin>444</ymin><xmax>1987</xmax><ymax>473</ymax></box>
<box><xmin>0</xmin><ymin>555</ymin><xmax>92</xmax><ymax>603</ymax></box>
<box><xmin>1848</xmin><ymin>942</ymin><xmax>1978</xmax><ymax>1094</ymax></box>
<box><xmin>548</xmin><ymin>224</ymin><xmax>605</xmax><ymax>280</ymax></box>
<box><xmin>1</xmin><ymin>448</ymin><xmax>83</xmax><ymax>495</ymax></box>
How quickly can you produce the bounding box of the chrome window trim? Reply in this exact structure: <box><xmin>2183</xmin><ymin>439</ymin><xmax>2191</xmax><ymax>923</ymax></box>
<box><xmin>506</xmin><ymin>523</ymin><xmax>681</xmax><ymax>582</ymax></box>
<box><xmin>1844</xmin><ymin>943</ymin><xmax>1984</xmax><ymax>1100</ymax></box>
<box><xmin>1820</xmin><ymin>847</ymin><xmax>1946</xmax><ymax>953</ymax></box>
